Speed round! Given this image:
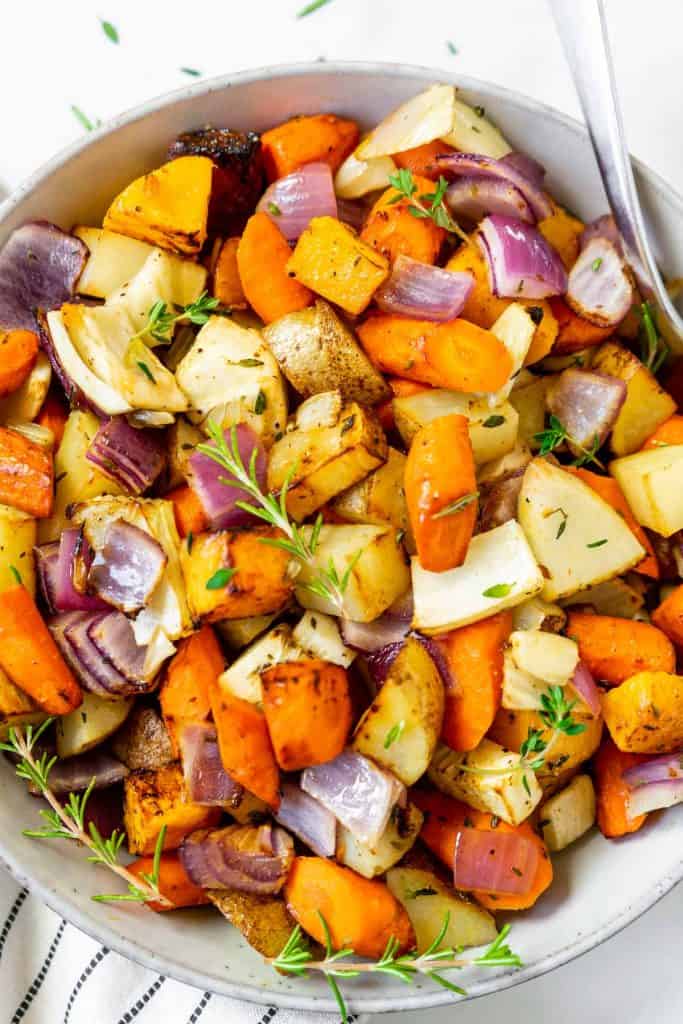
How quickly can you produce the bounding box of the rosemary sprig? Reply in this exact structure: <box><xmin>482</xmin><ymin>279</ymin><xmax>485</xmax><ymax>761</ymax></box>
<box><xmin>129</xmin><ymin>291</ymin><xmax>221</xmax><ymax>346</ymax></box>
<box><xmin>0</xmin><ymin>721</ymin><xmax>171</xmax><ymax>908</ymax></box>
<box><xmin>197</xmin><ymin>423</ymin><xmax>358</xmax><ymax>613</ymax></box>
<box><xmin>387</xmin><ymin>169</ymin><xmax>469</xmax><ymax>244</ymax></box>
<box><xmin>639</xmin><ymin>300</ymin><xmax>669</xmax><ymax>373</ymax></box>
<box><xmin>271</xmin><ymin>912</ymin><xmax>522</xmax><ymax>1022</ymax></box>
<box><xmin>534</xmin><ymin>415</ymin><xmax>604</xmax><ymax>469</ymax></box>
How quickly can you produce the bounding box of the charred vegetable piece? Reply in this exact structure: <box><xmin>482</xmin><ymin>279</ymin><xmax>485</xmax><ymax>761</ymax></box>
<box><xmin>123</xmin><ymin>761</ymin><xmax>222</xmax><ymax>855</ymax></box>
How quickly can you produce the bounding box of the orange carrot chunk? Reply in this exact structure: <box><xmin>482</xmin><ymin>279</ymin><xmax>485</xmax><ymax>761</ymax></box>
<box><xmin>0</xmin><ymin>330</ymin><xmax>39</xmax><ymax>397</ymax></box>
<box><xmin>261</xmin><ymin>114</ymin><xmax>359</xmax><ymax>181</ymax></box>
<box><xmin>160</xmin><ymin>625</ymin><xmax>223</xmax><ymax>754</ymax></box>
<box><xmin>0</xmin><ymin>425</ymin><xmax>53</xmax><ymax>518</ymax></box>
<box><xmin>208</xmin><ymin>681</ymin><xmax>280</xmax><ymax>809</ymax></box>
<box><xmin>652</xmin><ymin>584</ymin><xmax>683</xmax><ymax>648</ymax></box>
<box><xmin>594</xmin><ymin>737</ymin><xmax>648</xmax><ymax>838</ymax></box>
<box><xmin>213</xmin><ymin>236</ymin><xmax>247</xmax><ymax>308</ymax></box>
<box><xmin>394</xmin><ymin>140</ymin><xmax>455</xmax><ymax>180</ymax></box>
<box><xmin>361</xmin><ymin>175</ymin><xmax>446</xmax><ymax>265</ymax></box>
<box><xmin>36</xmin><ymin>392</ymin><xmax>69</xmax><ymax>447</ymax></box>
<box><xmin>376</xmin><ymin>377</ymin><xmax>431</xmax><ymax>433</ymax></box>
<box><xmin>0</xmin><ymin>585</ymin><xmax>81</xmax><ymax>714</ymax></box>
<box><xmin>237</xmin><ymin>213</ymin><xmax>313</xmax><ymax>324</ymax></box>
<box><xmin>566</xmin><ymin>611</ymin><xmax>675</xmax><ymax>685</ymax></box>
<box><xmin>261</xmin><ymin>659</ymin><xmax>352</xmax><ymax>771</ymax></box>
<box><xmin>641</xmin><ymin>414</ymin><xmax>683</xmax><ymax>450</ymax></box>
<box><xmin>357</xmin><ymin>314</ymin><xmax>512</xmax><ymax>393</ymax></box>
<box><xmin>437</xmin><ymin>611</ymin><xmax>512</xmax><ymax>752</ymax></box>
<box><xmin>285</xmin><ymin>856</ymin><xmax>415</xmax><ymax>958</ymax></box>
<box><xmin>548</xmin><ymin>296</ymin><xmax>613</xmax><ymax>354</ymax></box>
<box><xmin>167</xmin><ymin>484</ymin><xmax>209</xmax><ymax>539</ymax></box>
<box><xmin>404</xmin><ymin>413</ymin><xmax>477</xmax><ymax>572</ymax></box>
<box><xmin>129</xmin><ymin>852</ymin><xmax>210</xmax><ymax>911</ymax></box>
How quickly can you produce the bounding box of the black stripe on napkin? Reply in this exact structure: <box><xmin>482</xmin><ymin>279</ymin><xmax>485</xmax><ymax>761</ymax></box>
<box><xmin>186</xmin><ymin>991</ymin><xmax>212</xmax><ymax>1022</ymax></box>
<box><xmin>258</xmin><ymin>1009</ymin><xmax>277</xmax><ymax>1024</ymax></box>
<box><xmin>11</xmin><ymin>918</ymin><xmax>67</xmax><ymax>1023</ymax></box>
<box><xmin>0</xmin><ymin>887</ymin><xmax>28</xmax><ymax>962</ymax></box>
<box><xmin>115</xmin><ymin>976</ymin><xmax>166</xmax><ymax>1023</ymax></box>
<box><xmin>63</xmin><ymin>946</ymin><xmax>111</xmax><ymax>1024</ymax></box>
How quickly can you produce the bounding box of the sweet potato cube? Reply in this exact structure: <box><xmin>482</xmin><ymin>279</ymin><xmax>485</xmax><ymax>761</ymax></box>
<box><xmin>123</xmin><ymin>762</ymin><xmax>221</xmax><ymax>855</ymax></box>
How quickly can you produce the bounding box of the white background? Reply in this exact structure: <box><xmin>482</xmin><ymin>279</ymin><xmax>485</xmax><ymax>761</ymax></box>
<box><xmin>1</xmin><ymin>1</ymin><xmax>681</xmax><ymax>1021</ymax></box>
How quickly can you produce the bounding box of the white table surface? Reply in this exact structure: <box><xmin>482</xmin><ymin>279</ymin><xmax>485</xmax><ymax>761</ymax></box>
<box><xmin>1</xmin><ymin>0</ymin><xmax>681</xmax><ymax>1020</ymax></box>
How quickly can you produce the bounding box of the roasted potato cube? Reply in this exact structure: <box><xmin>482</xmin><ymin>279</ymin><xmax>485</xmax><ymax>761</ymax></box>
<box><xmin>165</xmin><ymin>418</ymin><xmax>203</xmax><ymax>490</ymax></box>
<box><xmin>489</xmin><ymin>706</ymin><xmax>603</xmax><ymax>782</ymax></box>
<box><xmin>337</xmin><ymin>803</ymin><xmax>423</xmax><ymax>878</ymax></box>
<box><xmin>352</xmin><ymin>637</ymin><xmax>444</xmax><ymax>785</ymax></box>
<box><xmin>295</xmin><ymin>524</ymin><xmax>410</xmax><ymax>622</ymax></box>
<box><xmin>592</xmin><ymin>341</ymin><xmax>676</xmax><ymax>455</ymax></box>
<box><xmin>333</xmin><ymin>447</ymin><xmax>413</xmax><ymax>547</ymax></box>
<box><xmin>123</xmin><ymin>762</ymin><xmax>221</xmax><ymax>854</ymax></box>
<box><xmin>74</xmin><ymin>226</ymin><xmax>156</xmax><ymax>298</ymax></box>
<box><xmin>215</xmin><ymin>613</ymin><xmax>281</xmax><ymax>650</ymax></box>
<box><xmin>207</xmin><ymin>890</ymin><xmax>296</xmax><ymax>959</ymax></box>
<box><xmin>540</xmin><ymin>774</ymin><xmax>596</xmax><ymax>852</ymax></box>
<box><xmin>0</xmin><ymin>504</ymin><xmax>36</xmax><ymax>597</ymax></box>
<box><xmin>286</xmin><ymin>216</ymin><xmax>389</xmax><ymax>315</ymax></box>
<box><xmin>263</xmin><ymin>300</ymin><xmax>390</xmax><ymax>406</ymax></box>
<box><xmin>561</xmin><ymin>577</ymin><xmax>645</xmax><ymax>619</ymax></box>
<box><xmin>292</xmin><ymin>611</ymin><xmax>355</xmax><ymax>667</ymax></box>
<box><xmin>610</xmin><ymin>446</ymin><xmax>683</xmax><ymax>537</ymax></box>
<box><xmin>104</xmin><ymin>156</ymin><xmax>213</xmax><ymax>255</ymax></box>
<box><xmin>181</xmin><ymin>528</ymin><xmax>294</xmax><ymax>622</ymax></box>
<box><xmin>218</xmin><ymin>624</ymin><xmax>301</xmax><ymax>703</ymax></box>
<box><xmin>111</xmin><ymin>706</ymin><xmax>175</xmax><ymax>771</ymax></box>
<box><xmin>56</xmin><ymin>693</ymin><xmax>133</xmax><ymax>759</ymax></box>
<box><xmin>509</xmin><ymin>630</ymin><xmax>578</xmax><ymax>686</ymax></box>
<box><xmin>168</xmin><ymin>127</ymin><xmax>265</xmax><ymax>234</ymax></box>
<box><xmin>428</xmin><ymin>739</ymin><xmax>542</xmax><ymax>826</ymax></box>
<box><xmin>387</xmin><ymin>866</ymin><xmax>497</xmax><ymax>953</ymax></box>
<box><xmin>512</xmin><ymin>596</ymin><xmax>567</xmax><ymax>632</ymax></box>
<box><xmin>393</xmin><ymin>389</ymin><xmax>518</xmax><ymax>465</ymax></box>
<box><xmin>602</xmin><ymin>671</ymin><xmax>683</xmax><ymax>753</ymax></box>
<box><xmin>508</xmin><ymin>373</ymin><xmax>549</xmax><ymax>449</ymax></box>
<box><xmin>267</xmin><ymin>396</ymin><xmax>387</xmax><ymax>521</ymax></box>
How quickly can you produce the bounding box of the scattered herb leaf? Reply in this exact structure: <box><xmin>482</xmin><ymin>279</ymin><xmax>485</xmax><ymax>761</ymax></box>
<box><xmin>180</xmin><ymin>67</ymin><xmax>202</xmax><ymax>77</ymax></box>
<box><xmin>586</xmin><ymin>538</ymin><xmax>608</xmax><ymax>548</ymax></box>
<box><xmin>206</xmin><ymin>568</ymin><xmax>236</xmax><ymax>590</ymax></box>
<box><xmin>100</xmin><ymin>19</ymin><xmax>119</xmax><ymax>43</ymax></box>
<box><xmin>432</xmin><ymin>491</ymin><xmax>479</xmax><ymax>520</ymax></box>
<box><xmin>482</xmin><ymin>582</ymin><xmax>513</xmax><ymax>598</ymax></box>
<box><xmin>384</xmin><ymin>721</ymin><xmax>405</xmax><ymax>749</ymax></box>
<box><xmin>297</xmin><ymin>0</ymin><xmax>333</xmax><ymax>16</ymax></box>
<box><xmin>483</xmin><ymin>415</ymin><xmax>505</xmax><ymax>428</ymax></box>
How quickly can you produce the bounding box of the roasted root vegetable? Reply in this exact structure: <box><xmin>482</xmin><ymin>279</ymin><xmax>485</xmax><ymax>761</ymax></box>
<box><xmin>601</xmin><ymin>671</ymin><xmax>683</xmax><ymax>753</ymax></box>
<box><xmin>537</xmin><ymin>205</ymin><xmax>585</xmax><ymax>270</ymax></box>
<box><xmin>641</xmin><ymin>414</ymin><xmax>683</xmax><ymax>450</ymax></box>
<box><xmin>261</xmin><ymin>114</ymin><xmax>359</xmax><ymax>181</ymax></box>
<box><xmin>129</xmin><ymin>852</ymin><xmax>210</xmax><ymax>912</ymax></box>
<box><xmin>284</xmin><ymin>856</ymin><xmax>415</xmax><ymax>958</ymax></box>
<box><xmin>594</xmin><ymin>738</ymin><xmax>647</xmax><ymax>838</ymax></box>
<box><xmin>262</xmin><ymin>300</ymin><xmax>390</xmax><ymax>406</ymax></box>
<box><xmin>0</xmin><ymin>667</ymin><xmax>45</xmax><ymax>743</ymax></box>
<box><xmin>547</xmin><ymin>296</ymin><xmax>613</xmax><ymax>355</ymax></box>
<box><xmin>0</xmin><ymin>351</ymin><xmax>52</xmax><ymax>425</ymax></box>
<box><xmin>610</xmin><ymin>445</ymin><xmax>683</xmax><ymax>537</ymax></box>
<box><xmin>393</xmin><ymin>139</ymin><xmax>455</xmax><ymax>179</ymax></box>
<box><xmin>0</xmin><ymin>426</ymin><xmax>53</xmax><ymax>518</ymax></box>
<box><xmin>286</xmin><ymin>216</ymin><xmax>389</xmax><ymax>316</ymax></box>
<box><xmin>566</xmin><ymin>612</ymin><xmax>675</xmax><ymax>685</ymax></box>
<box><xmin>266</xmin><ymin>394</ymin><xmax>388</xmax><ymax>521</ymax></box>
<box><xmin>351</xmin><ymin>637</ymin><xmax>444</xmax><ymax>785</ymax></box>
<box><xmin>652</xmin><ymin>584</ymin><xmax>683</xmax><ymax>647</ymax></box>
<box><xmin>261</xmin><ymin>659</ymin><xmax>352</xmax><ymax>771</ymax></box>
<box><xmin>0</xmin><ymin>504</ymin><xmax>36</xmax><ymax>597</ymax></box>
<box><xmin>212</xmin><ymin>237</ymin><xmax>247</xmax><ymax>308</ymax></box>
<box><xmin>404</xmin><ymin>413</ymin><xmax>477</xmax><ymax>572</ymax></box>
<box><xmin>438</xmin><ymin>612</ymin><xmax>512</xmax><ymax>752</ymax></box>
<box><xmin>159</xmin><ymin>626</ymin><xmax>224</xmax><ymax>754</ymax></box>
<box><xmin>180</xmin><ymin>527</ymin><xmax>293</xmax><ymax>622</ymax></box>
<box><xmin>208</xmin><ymin>677</ymin><xmax>280</xmax><ymax>808</ymax></box>
<box><xmin>208</xmin><ymin>889</ymin><xmax>296</xmax><ymax>959</ymax></box>
<box><xmin>111</xmin><ymin>706</ymin><xmax>174</xmax><ymax>772</ymax></box>
<box><xmin>103</xmin><ymin>156</ymin><xmax>213</xmax><ymax>255</ymax></box>
<box><xmin>337</xmin><ymin>803</ymin><xmax>423</xmax><ymax>879</ymax></box>
<box><xmin>167</xmin><ymin>484</ymin><xmax>208</xmax><ymax>538</ymax></box>
<box><xmin>540</xmin><ymin>774</ymin><xmax>596</xmax><ymax>852</ymax></box>
<box><xmin>0</xmin><ymin>330</ymin><xmax>39</xmax><ymax>397</ymax></box>
<box><xmin>123</xmin><ymin>762</ymin><xmax>221</xmax><ymax>855</ymax></box>
<box><xmin>237</xmin><ymin>212</ymin><xmax>313</xmax><ymax>323</ymax></box>
<box><xmin>592</xmin><ymin>341</ymin><xmax>676</xmax><ymax>455</ymax></box>
<box><xmin>357</xmin><ymin>314</ymin><xmax>513</xmax><ymax>394</ymax></box>
<box><xmin>219</xmin><ymin>624</ymin><xmax>300</xmax><ymax>704</ymax></box>
<box><xmin>360</xmin><ymin>176</ymin><xmax>445</xmax><ymax>265</ymax></box>
<box><xmin>56</xmin><ymin>693</ymin><xmax>132</xmax><ymax>759</ymax></box>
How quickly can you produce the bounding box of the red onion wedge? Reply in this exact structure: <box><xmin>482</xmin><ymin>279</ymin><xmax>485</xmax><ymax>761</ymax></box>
<box><xmin>453</xmin><ymin>828</ymin><xmax>539</xmax><ymax>895</ymax></box>
<box><xmin>478</xmin><ymin>471</ymin><xmax>526</xmax><ymax>533</ymax></box>
<box><xmin>445</xmin><ymin>178</ymin><xmax>535</xmax><ymax>225</ymax></box>
<box><xmin>301</xmin><ymin>750</ymin><xmax>405</xmax><ymax>848</ymax></box>
<box><xmin>566</xmin><ymin>237</ymin><xmax>632</xmax><ymax>327</ymax></box>
<box><xmin>500</xmin><ymin>151</ymin><xmax>546</xmax><ymax>190</ymax></box>
<box><xmin>375</xmin><ymin>255</ymin><xmax>474</xmax><ymax>322</ymax></box>
<box><xmin>478</xmin><ymin>215</ymin><xmax>568</xmax><ymax>299</ymax></box>
<box><xmin>435</xmin><ymin>152</ymin><xmax>553</xmax><ymax>221</ymax></box>
<box><xmin>88</xmin><ymin>520</ymin><xmax>167</xmax><ymax>613</ymax></box>
<box><xmin>275</xmin><ymin>782</ymin><xmax>337</xmax><ymax>858</ymax></box>
<box><xmin>546</xmin><ymin>368</ymin><xmax>626</xmax><ymax>451</ymax></box>
<box><xmin>32</xmin><ymin>751</ymin><xmax>128</xmax><ymax>794</ymax></box>
<box><xmin>179</xmin><ymin>722</ymin><xmax>244</xmax><ymax>807</ymax></box>
<box><xmin>568</xmin><ymin>660</ymin><xmax>602</xmax><ymax>717</ymax></box>
<box><xmin>257</xmin><ymin>162</ymin><xmax>337</xmax><ymax>241</ymax></box>
<box><xmin>88</xmin><ymin>611</ymin><xmax>155</xmax><ymax>687</ymax></box>
<box><xmin>0</xmin><ymin>221</ymin><xmax>87</xmax><ymax>334</ymax></box>
<box><xmin>341</xmin><ymin>615</ymin><xmax>411</xmax><ymax>653</ymax></box>
<box><xmin>579</xmin><ymin>214</ymin><xmax>623</xmax><ymax>256</ymax></box>
<box><xmin>54</xmin><ymin>529</ymin><xmax>108</xmax><ymax>613</ymax></box>
<box><xmin>87</xmin><ymin>416</ymin><xmax>166</xmax><ymax>495</ymax></box>
<box><xmin>388</xmin><ymin>590</ymin><xmax>414</xmax><ymax>622</ymax></box>
<box><xmin>34</xmin><ymin>541</ymin><xmax>60</xmax><ymax>614</ymax></box>
<box><xmin>337</xmin><ymin>197</ymin><xmax>369</xmax><ymax>233</ymax></box>
<box><xmin>188</xmin><ymin>423</ymin><xmax>266</xmax><ymax>529</ymax></box>
<box><xmin>623</xmin><ymin>752</ymin><xmax>683</xmax><ymax>789</ymax></box>
<box><xmin>48</xmin><ymin>612</ymin><xmax>112</xmax><ymax>697</ymax></box>
<box><xmin>365</xmin><ymin>642</ymin><xmax>405</xmax><ymax>686</ymax></box>
<box><xmin>626</xmin><ymin>778</ymin><xmax>683</xmax><ymax>820</ymax></box>
<box><xmin>179</xmin><ymin>823</ymin><xmax>294</xmax><ymax>894</ymax></box>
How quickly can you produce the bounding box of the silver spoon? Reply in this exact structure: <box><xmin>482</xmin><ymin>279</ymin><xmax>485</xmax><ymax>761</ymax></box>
<box><xmin>548</xmin><ymin>0</ymin><xmax>683</xmax><ymax>345</ymax></box>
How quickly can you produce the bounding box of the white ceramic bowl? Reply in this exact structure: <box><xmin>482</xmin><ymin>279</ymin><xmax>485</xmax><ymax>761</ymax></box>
<box><xmin>1</xmin><ymin>62</ymin><xmax>682</xmax><ymax>1016</ymax></box>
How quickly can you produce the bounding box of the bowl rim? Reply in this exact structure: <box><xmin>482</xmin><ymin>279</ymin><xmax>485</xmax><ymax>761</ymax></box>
<box><xmin>1</xmin><ymin>59</ymin><xmax>681</xmax><ymax>1014</ymax></box>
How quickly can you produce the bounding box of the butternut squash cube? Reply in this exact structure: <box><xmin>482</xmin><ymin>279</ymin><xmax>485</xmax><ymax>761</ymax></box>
<box><xmin>123</xmin><ymin>762</ymin><xmax>221</xmax><ymax>854</ymax></box>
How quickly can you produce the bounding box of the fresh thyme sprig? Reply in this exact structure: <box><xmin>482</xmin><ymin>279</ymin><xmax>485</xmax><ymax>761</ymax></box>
<box><xmin>129</xmin><ymin>291</ymin><xmax>221</xmax><ymax>346</ymax></box>
<box><xmin>534</xmin><ymin>415</ymin><xmax>604</xmax><ymax>469</ymax></box>
<box><xmin>387</xmin><ymin>169</ymin><xmax>469</xmax><ymax>244</ymax></box>
<box><xmin>0</xmin><ymin>720</ymin><xmax>171</xmax><ymax>907</ymax></box>
<box><xmin>197</xmin><ymin>423</ymin><xmax>359</xmax><ymax>613</ymax></box>
<box><xmin>639</xmin><ymin>300</ymin><xmax>669</xmax><ymax>374</ymax></box>
<box><xmin>271</xmin><ymin>912</ymin><xmax>522</xmax><ymax>1022</ymax></box>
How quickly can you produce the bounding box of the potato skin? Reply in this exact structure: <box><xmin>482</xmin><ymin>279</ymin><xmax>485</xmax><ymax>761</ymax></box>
<box><xmin>601</xmin><ymin>671</ymin><xmax>683</xmax><ymax>753</ymax></box>
<box><xmin>208</xmin><ymin>890</ymin><xmax>296</xmax><ymax>959</ymax></box>
<box><xmin>111</xmin><ymin>706</ymin><xmax>175</xmax><ymax>771</ymax></box>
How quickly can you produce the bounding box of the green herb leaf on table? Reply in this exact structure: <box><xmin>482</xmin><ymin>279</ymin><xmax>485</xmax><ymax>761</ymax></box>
<box><xmin>297</xmin><ymin>0</ymin><xmax>334</xmax><ymax>17</ymax></box>
<box><xmin>100</xmin><ymin>19</ymin><xmax>119</xmax><ymax>43</ymax></box>
<box><xmin>180</xmin><ymin>67</ymin><xmax>202</xmax><ymax>77</ymax></box>
<box><xmin>71</xmin><ymin>106</ymin><xmax>102</xmax><ymax>132</ymax></box>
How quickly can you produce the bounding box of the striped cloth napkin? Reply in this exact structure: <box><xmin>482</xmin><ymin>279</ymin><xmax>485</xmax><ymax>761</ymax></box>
<box><xmin>0</xmin><ymin>869</ymin><xmax>354</xmax><ymax>1024</ymax></box>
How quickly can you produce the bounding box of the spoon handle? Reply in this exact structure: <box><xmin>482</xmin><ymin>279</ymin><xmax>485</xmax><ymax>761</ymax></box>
<box><xmin>548</xmin><ymin>0</ymin><xmax>683</xmax><ymax>342</ymax></box>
